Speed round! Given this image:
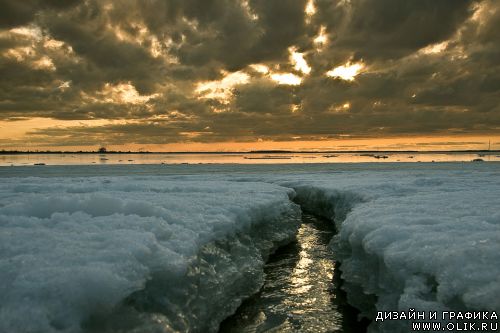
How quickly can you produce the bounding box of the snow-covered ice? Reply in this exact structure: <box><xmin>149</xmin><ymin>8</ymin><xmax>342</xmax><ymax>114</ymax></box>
<box><xmin>273</xmin><ymin>165</ymin><xmax>500</xmax><ymax>332</ymax></box>
<box><xmin>0</xmin><ymin>177</ymin><xmax>300</xmax><ymax>332</ymax></box>
<box><xmin>0</xmin><ymin>163</ymin><xmax>499</xmax><ymax>332</ymax></box>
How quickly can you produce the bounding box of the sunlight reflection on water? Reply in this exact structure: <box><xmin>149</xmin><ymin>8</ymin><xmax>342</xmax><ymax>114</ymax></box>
<box><xmin>219</xmin><ymin>213</ymin><xmax>364</xmax><ymax>333</ymax></box>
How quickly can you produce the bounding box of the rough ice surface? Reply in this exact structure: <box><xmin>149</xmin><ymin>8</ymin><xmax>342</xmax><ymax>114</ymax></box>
<box><xmin>274</xmin><ymin>165</ymin><xmax>500</xmax><ymax>332</ymax></box>
<box><xmin>0</xmin><ymin>176</ymin><xmax>300</xmax><ymax>332</ymax></box>
<box><xmin>1</xmin><ymin>163</ymin><xmax>499</xmax><ymax>332</ymax></box>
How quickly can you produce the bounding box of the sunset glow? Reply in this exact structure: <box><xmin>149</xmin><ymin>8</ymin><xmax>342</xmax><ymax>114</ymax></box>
<box><xmin>2</xmin><ymin>5</ymin><xmax>500</xmax><ymax>333</ymax></box>
<box><xmin>0</xmin><ymin>0</ymin><xmax>498</xmax><ymax>152</ymax></box>
<box><xmin>290</xmin><ymin>48</ymin><xmax>311</xmax><ymax>75</ymax></box>
<box><xmin>326</xmin><ymin>62</ymin><xmax>365</xmax><ymax>81</ymax></box>
<box><xmin>196</xmin><ymin>71</ymin><xmax>250</xmax><ymax>102</ymax></box>
<box><xmin>270</xmin><ymin>73</ymin><xmax>303</xmax><ymax>85</ymax></box>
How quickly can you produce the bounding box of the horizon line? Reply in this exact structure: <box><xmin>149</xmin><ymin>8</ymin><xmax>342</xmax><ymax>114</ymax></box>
<box><xmin>1</xmin><ymin>149</ymin><xmax>499</xmax><ymax>155</ymax></box>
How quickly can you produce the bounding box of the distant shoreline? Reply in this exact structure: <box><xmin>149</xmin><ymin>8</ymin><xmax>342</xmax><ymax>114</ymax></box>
<box><xmin>1</xmin><ymin>150</ymin><xmax>499</xmax><ymax>155</ymax></box>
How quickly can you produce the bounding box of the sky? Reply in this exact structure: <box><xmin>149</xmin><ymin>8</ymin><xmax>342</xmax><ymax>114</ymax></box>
<box><xmin>0</xmin><ymin>0</ymin><xmax>499</xmax><ymax>152</ymax></box>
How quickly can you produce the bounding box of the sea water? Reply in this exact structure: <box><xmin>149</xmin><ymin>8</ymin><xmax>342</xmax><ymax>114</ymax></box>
<box><xmin>219</xmin><ymin>212</ymin><xmax>367</xmax><ymax>332</ymax></box>
<box><xmin>1</xmin><ymin>151</ymin><xmax>498</xmax><ymax>166</ymax></box>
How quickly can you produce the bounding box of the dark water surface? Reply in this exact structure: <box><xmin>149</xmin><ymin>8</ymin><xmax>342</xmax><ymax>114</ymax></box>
<box><xmin>219</xmin><ymin>213</ymin><xmax>366</xmax><ymax>333</ymax></box>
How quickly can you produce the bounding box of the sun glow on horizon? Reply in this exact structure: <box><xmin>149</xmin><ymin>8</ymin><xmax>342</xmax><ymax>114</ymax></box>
<box><xmin>4</xmin><ymin>135</ymin><xmax>498</xmax><ymax>153</ymax></box>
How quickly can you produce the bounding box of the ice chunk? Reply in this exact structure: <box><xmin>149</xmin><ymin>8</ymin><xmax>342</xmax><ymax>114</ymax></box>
<box><xmin>279</xmin><ymin>165</ymin><xmax>500</xmax><ymax>332</ymax></box>
<box><xmin>0</xmin><ymin>177</ymin><xmax>300</xmax><ymax>332</ymax></box>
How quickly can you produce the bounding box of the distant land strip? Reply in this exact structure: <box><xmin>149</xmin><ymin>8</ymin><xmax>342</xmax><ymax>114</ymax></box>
<box><xmin>1</xmin><ymin>150</ymin><xmax>499</xmax><ymax>155</ymax></box>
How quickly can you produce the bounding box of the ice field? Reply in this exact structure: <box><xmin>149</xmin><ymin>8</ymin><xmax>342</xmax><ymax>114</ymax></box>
<box><xmin>0</xmin><ymin>162</ymin><xmax>499</xmax><ymax>332</ymax></box>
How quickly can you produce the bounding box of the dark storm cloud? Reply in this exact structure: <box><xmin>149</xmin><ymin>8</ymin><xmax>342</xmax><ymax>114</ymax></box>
<box><xmin>130</xmin><ymin>0</ymin><xmax>308</xmax><ymax>70</ymax></box>
<box><xmin>313</xmin><ymin>0</ymin><xmax>474</xmax><ymax>60</ymax></box>
<box><xmin>233</xmin><ymin>79</ymin><xmax>297</xmax><ymax>114</ymax></box>
<box><xmin>0</xmin><ymin>0</ymin><xmax>80</xmax><ymax>28</ymax></box>
<box><xmin>40</xmin><ymin>4</ymin><xmax>165</xmax><ymax>94</ymax></box>
<box><xmin>27</xmin><ymin>122</ymin><xmax>194</xmax><ymax>146</ymax></box>
<box><xmin>0</xmin><ymin>0</ymin><xmax>499</xmax><ymax>145</ymax></box>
